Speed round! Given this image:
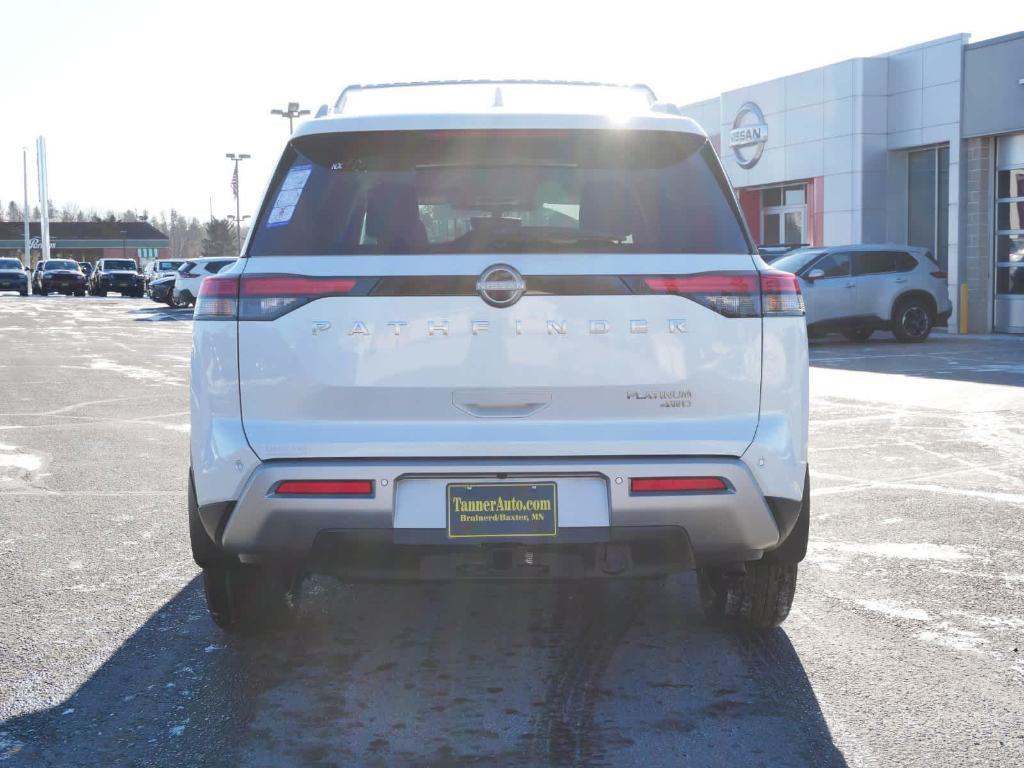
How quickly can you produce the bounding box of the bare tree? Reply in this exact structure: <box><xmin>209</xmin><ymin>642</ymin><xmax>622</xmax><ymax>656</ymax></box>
<box><xmin>62</xmin><ymin>202</ymin><xmax>83</xmax><ymax>222</ymax></box>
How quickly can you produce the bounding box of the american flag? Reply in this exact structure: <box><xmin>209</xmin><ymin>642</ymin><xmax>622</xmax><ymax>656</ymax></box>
<box><xmin>230</xmin><ymin>165</ymin><xmax>239</xmax><ymax>199</ymax></box>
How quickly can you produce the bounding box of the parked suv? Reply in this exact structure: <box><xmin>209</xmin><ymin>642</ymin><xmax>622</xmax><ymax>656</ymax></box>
<box><xmin>189</xmin><ymin>81</ymin><xmax>810</xmax><ymax>634</ymax></box>
<box><xmin>773</xmin><ymin>244</ymin><xmax>952</xmax><ymax>342</ymax></box>
<box><xmin>173</xmin><ymin>257</ymin><xmax>237</xmax><ymax>307</ymax></box>
<box><xmin>34</xmin><ymin>259</ymin><xmax>87</xmax><ymax>296</ymax></box>
<box><xmin>90</xmin><ymin>258</ymin><xmax>144</xmax><ymax>297</ymax></box>
<box><xmin>0</xmin><ymin>258</ymin><xmax>29</xmax><ymax>295</ymax></box>
<box><xmin>143</xmin><ymin>258</ymin><xmax>185</xmax><ymax>286</ymax></box>
<box><xmin>757</xmin><ymin>243</ymin><xmax>808</xmax><ymax>263</ymax></box>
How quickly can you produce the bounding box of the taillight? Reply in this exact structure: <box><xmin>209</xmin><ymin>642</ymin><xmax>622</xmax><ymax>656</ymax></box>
<box><xmin>239</xmin><ymin>275</ymin><xmax>359</xmax><ymax>320</ymax></box>
<box><xmin>194</xmin><ymin>275</ymin><xmax>239</xmax><ymax>320</ymax></box>
<box><xmin>759</xmin><ymin>270</ymin><xmax>805</xmax><ymax>316</ymax></box>
<box><xmin>931</xmin><ymin>270</ymin><xmax>947</xmax><ymax>279</ymax></box>
<box><xmin>274</xmin><ymin>480</ymin><xmax>374</xmax><ymax>496</ymax></box>
<box><xmin>642</xmin><ymin>272</ymin><xmax>760</xmax><ymax>317</ymax></box>
<box><xmin>639</xmin><ymin>270</ymin><xmax>804</xmax><ymax>317</ymax></box>
<box><xmin>630</xmin><ymin>476</ymin><xmax>729</xmax><ymax>494</ymax></box>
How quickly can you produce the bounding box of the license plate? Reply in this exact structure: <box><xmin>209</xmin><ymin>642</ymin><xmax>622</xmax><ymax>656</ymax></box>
<box><xmin>447</xmin><ymin>482</ymin><xmax>558</xmax><ymax>539</ymax></box>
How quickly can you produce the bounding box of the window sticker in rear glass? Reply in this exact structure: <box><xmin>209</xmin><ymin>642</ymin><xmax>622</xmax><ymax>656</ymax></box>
<box><xmin>267</xmin><ymin>164</ymin><xmax>312</xmax><ymax>227</ymax></box>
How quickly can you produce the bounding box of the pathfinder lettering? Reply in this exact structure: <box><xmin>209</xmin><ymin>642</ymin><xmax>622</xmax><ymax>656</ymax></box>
<box><xmin>344</xmin><ymin>320</ymin><xmax>688</xmax><ymax>337</ymax></box>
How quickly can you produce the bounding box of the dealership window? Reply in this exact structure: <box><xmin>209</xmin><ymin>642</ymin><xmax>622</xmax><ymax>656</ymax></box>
<box><xmin>907</xmin><ymin>146</ymin><xmax>949</xmax><ymax>271</ymax></box>
<box><xmin>760</xmin><ymin>184</ymin><xmax>807</xmax><ymax>245</ymax></box>
<box><xmin>995</xmin><ymin>166</ymin><xmax>1024</xmax><ymax>296</ymax></box>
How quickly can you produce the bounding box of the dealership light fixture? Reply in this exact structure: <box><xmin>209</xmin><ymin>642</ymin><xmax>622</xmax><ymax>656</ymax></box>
<box><xmin>270</xmin><ymin>102</ymin><xmax>311</xmax><ymax>134</ymax></box>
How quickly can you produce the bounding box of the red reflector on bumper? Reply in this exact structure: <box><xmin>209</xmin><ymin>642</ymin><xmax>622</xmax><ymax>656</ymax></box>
<box><xmin>275</xmin><ymin>480</ymin><xmax>374</xmax><ymax>496</ymax></box>
<box><xmin>630</xmin><ymin>477</ymin><xmax>728</xmax><ymax>494</ymax></box>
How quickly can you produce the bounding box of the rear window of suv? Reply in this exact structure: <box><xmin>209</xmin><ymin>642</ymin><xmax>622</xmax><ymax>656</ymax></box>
<box><xmin>43</xmin><ymin>260</ymin><xmax>81</xmax><ymax>271</ymax></box>
<box><xmin>203</xmin><ymin>260</ymin><xmax>235</xmax><ymax>274</ymax></box>
<box><xmin>248</xmin><ymin>130</ymin><xmax>752</xmax><ymax>256</ymax></box>
<box><xmin>103</xmin><ymin>260</ymin><xmax>136</xmax><ymax>271</ymax></box>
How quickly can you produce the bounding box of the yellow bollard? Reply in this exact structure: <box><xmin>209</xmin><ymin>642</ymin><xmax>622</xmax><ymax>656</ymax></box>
<box><xmin>959</xmin><ymin>284</ymin><xmax>969</xmax><ymax>334</ymax></box>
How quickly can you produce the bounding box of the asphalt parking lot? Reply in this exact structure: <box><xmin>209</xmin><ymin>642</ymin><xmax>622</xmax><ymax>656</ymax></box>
<box><xmin>0</xmin><ymin>296</ymin><xmax>1022</xmax><ymax>767</ymax></box>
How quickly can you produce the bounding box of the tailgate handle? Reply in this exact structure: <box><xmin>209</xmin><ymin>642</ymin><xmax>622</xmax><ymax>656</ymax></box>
<box><xmin>453</xmin><ymin>389</ymin><xmax>552</xmax><ymax>418</ymax></box>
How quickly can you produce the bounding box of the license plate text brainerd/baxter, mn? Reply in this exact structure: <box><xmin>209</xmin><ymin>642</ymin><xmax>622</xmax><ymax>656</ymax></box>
<box><xmin>446</xmin><ymin>482</ymin><xmax>558</xmax><ymax>539</ymax></box>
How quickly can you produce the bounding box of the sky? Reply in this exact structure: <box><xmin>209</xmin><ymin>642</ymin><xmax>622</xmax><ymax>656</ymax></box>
<box><xmin>0</xmin><ymin>0</ymin><xmax>1014</xmax><ymax>224</ymax></box>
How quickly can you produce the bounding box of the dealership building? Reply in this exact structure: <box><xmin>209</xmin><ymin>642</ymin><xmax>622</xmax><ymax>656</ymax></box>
<box><xmin>0</xmin><ymin>221</ymin><xmax>170</xmax><ymax>268</ymax></box>
<box><xmin>680</xmin><ymin>31</ymin><xmax>1024</xmax><ymax>334</ymax></box>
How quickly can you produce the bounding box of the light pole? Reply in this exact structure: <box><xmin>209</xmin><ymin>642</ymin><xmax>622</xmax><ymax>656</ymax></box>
<box><xmin>270</xmin><ymin>102</ymin><xmax>310</xmax><ymax>134</ymax></box>
<box><xmin>22</xmin><ymin>147</ymin><xmax>32</xmax><ymax>290</ymax></box>
<box><xmin>225</xmin><ymin>153</ymin><xmax>250</xmax><ymax>256</ymax></box>
<box><xmin>228</xmin><ymin>214</ymin><xmax>251</xmax><ymax>256</ymax></box>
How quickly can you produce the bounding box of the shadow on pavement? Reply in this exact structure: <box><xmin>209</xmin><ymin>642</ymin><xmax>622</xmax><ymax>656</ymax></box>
<box><xmin>0</xmin><ymin>578</ymin><xmax>259</xmax><ymax>768</ymax></box>
<box><xmin>129</xmin><ymin>305</ymin><xmax>194</xmax><ymax>322</ymax></box>
<box><xmin>810</xmin><ymin>334</ymin><xmax>1024</xmax><ymax>388</ymax></box>
<box><xmin>1</xmin><ymin>575</ymin><xmax>847</xmax><ymax>768</ymax></box>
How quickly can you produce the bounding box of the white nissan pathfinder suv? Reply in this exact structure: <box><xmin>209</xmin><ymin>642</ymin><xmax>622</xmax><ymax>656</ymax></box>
<box><xmin>189</xmin><ymin>81</ymin><xmax>810</xmax><ymax>634</ymax></box>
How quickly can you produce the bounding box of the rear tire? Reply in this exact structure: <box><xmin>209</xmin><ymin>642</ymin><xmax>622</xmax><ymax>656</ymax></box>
<box><xmin>697</xmin><ymin>561</ymin><xmax>798</xmax><ymax>630</ymax></box>
<box><xmin>892</xmin><ymin>297</ymin><xmax>933</xmax><ymax>343</ymax></box>
<box><xmin>202</xmin><ymin>564</ymin><xmax>300</xmax><ymax>635</ymax></box>
<box><xmin>842</xmin><ymin>327</ymin><xmax>873</xmax><ymax>342</ymax></box>
<box><xmin>189</xmin><ymin>470</ymin><xmax>300</xmax><ymax>634</ymax></box>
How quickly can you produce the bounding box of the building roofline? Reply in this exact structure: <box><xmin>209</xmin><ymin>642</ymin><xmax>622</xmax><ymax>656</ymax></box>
<box><xmin>966</xmin><ymin>30</ymin><xmax>1024</xmax><ymax>50</ymax></box>
<box><xmin>679</xmin><ymin>33</ymin><xmax>971</xmax><ymax>109</ymax></box>
<box><xmin>877</xmin><ymin>32</ymin><xmax>968</xmax><ymax>58</ymax></box>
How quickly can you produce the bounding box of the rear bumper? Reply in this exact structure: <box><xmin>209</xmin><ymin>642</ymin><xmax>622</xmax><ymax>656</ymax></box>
<box><xmin>306</xmin><ymin>527</ymin><xmax>695</xmax><ymax>579</ymax></box>
<box><xmin>204</xmin><ymin>456</ymin><xmax>794</xmax><ymax>571</ymax></box>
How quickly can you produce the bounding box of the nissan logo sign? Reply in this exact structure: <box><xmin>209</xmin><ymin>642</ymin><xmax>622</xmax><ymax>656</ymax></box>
<box><xmin>729</xmin><ymin>102</ymin><xmax>769</xmax><ymax>169</ymax></box>
<box><xmin>476</xmin><ymin>263</ymin><xmax>526</xmax><ymax>307</ymax></box>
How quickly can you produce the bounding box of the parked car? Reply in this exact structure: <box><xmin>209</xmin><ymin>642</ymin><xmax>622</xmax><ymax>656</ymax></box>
<box><xmin>188</xmin><ymin>81</ymin><xmax>810</xmax><ymax>635</ymax></box>
<box><xmin>89</xmin><ymin>258</ymin><xmax>145</xmax><ymax>297</ymax></box>
<box><xmin>0</xmin><ymin>258</ymin><xmax>29</xmax><ymax>296</ymax></box>
<box><xmin>173</xmin><ymin>257</ymin><xmax>237</xmax><ymax>307</ymax></box>
<box><xmin>772</xmin><ymin>244</ymin><xmax>952</xmax><ymax>342</ymax></box>
<box><xmin>33</xmin><ymin>259</ymin><xmax>88</xmax><ymax>296</ymax></box>
<box><xmin>147</xmin><ymin>273</ymin><xmax>178</xmax><ymax>304</ymax></box>
<box><xmin>758</xmin><ymin>243</ymin><xmax>809</xmax><ymax>263</ymax></box>
<box><xmin>143</xmin><ymin>258</ymin><xmax>186</xmax><ymax>286</ymax></box>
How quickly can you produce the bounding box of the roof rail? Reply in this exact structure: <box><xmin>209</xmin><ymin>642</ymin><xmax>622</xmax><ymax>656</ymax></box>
<box><xmin>332</xmin><ymin>79</ymin><xmax>659</xmax><ymax>113</ymax></box>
